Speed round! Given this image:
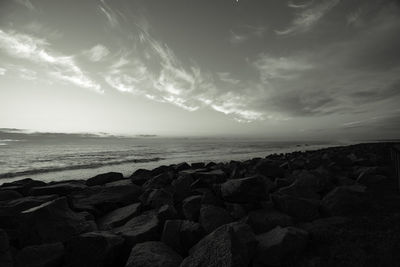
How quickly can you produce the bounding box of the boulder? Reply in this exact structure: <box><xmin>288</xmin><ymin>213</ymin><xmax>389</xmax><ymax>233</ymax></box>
<box><xmin>174</xmin><ymin>162</ymin><xmax>191</xmax><ymax>172</ymax></box>
<box><xmin>321</xmin><ymin>185</ymin><xmax>368</xmax><ymax>216</ymax></box>
<box><xmin>0</xmin><ymin>229</ymin><xmax>12</xmax><ymax>267</ymax></box>
<box><xmin>191</xmin><ymin>162</ymin><xmax>205</xmax><ymax>169</ymax></box>
<box><xmin>29</xmin><ymin>182</ymin><xmax>87</xmax><ymax>196</ymax></box>
<box><xmin>181</xmin><ymin>222</ymin><xmax>257</xmax><ymax>267</ymax></box>
<box><xmin>114</xmin><ymin>210</ymin><xmax>160</xmax><ymax>247</ymax></box>
<box><xmin>254</xmin><ymin>226</ymin><xmax>308</xmax><ymax>266</ymax></box>
<box><xmin>140</xmin><ymin>189</ymin><xmax>174</xmax><ymax>209</ymax></box>
<box><xmin>254</xmin><ymin>159</ymin><xmax>285</xmax><ymax>179</ymax></box>
<box><xmin>19</xmin><ymin>197</ymin><xmax>96</xmax><ymax>246</ymax></box>
<box><xmin>171</xmin><ymin>175</ymin><xmax>194</xmax><ymax>201</ymax></box>
<box><xmin>130</xmin><ymin>169</ymin><xmax>152</xmax><ymax>186</ymax></box>
<box><xmin>161</xmin><ymin>220</ymin><xmax>204</xmax><ymax>255</ymax></box>
<box><xmin>220</xmin><ymin>175</ymin><xmax>267</xmax><ymax>203</ymax></box>
<box><xmin>299</xmin><ymin>216</ymin><xmax>349</xmax><ymax>242</ymax></box>
<box><xmin>0</xmin><ymin>229</ymin><xmax>9</xmax><ymax>252</ymax></box>
<box><xmin>0</xmin><ymin>190</ymin><xmax>22</xmax><ymax>201</ymax></box>
<box><xmin>125</xmin><ymin>241</ymin><xmax>182</xmax><ymax>267</ymax></box>
<box><xmin>0</xmin><ymin>194</ymin><xmax>58</xmax><ymax>216</ymax></box>
<box><xmin>157</xmin><ymin>204</ymin><xmax>178</xmax><ymax>224</ymax></box>
<box><xmin>357</xmin><ymin>173</ymin><xmax>387</xmax><ymax>187</ymax></box>
<box><xmin>182</xmin><ymin>195</ymin><xmax>202</xmax><ymax>221</ymax></box>
<box><xmin>142</xmin><ymin>172</ymin><xmax>174</xmax><ymax>190</ymax></box>
<box><xmin>97</xmin><ymin>202</ymin><xmax>142</xmax><ymax>230</ymax></box>
<box><xmin>272</xmin><ymin>194</ymin><xmax>320</xmax><ymax>222</ymax></box>
<box><xmin>292</xmin><ymin>170</ymin><xmax>334</xmax><ymax>195</ymax></box>
<box><xmin>1</xmin><ymin>178</ymin><xmax>46</xmax><ymax>196</ymax></box>
<box><xmin>243</xmin><ymin>209</ymin><xmax>294</xmax><ymax>234</ymax></box>
<box><xmin>104</xmin><ymin>179</ymin><xmax>133</xmax><ymax>187</ymax></box>
<box><xmin>191</xmin><ymin>169</ymin><xmax>226</xmax><ymax>186</ymax></box>
<box><xmin>86</xmin><ymin>172</ymin><xmax>124</xmax><ymax>186</ymax></box>
<box><xmin>70</xmin><ymin>184</ymin><xmax>143</xmax><ymax>217</ymax></box>
<box><xmin>64</xmin><ymin>231</ymin><xmax>124</xmax><ymax>267</ymax></box>
<box><xmin>199</xmin><ymin>205</ymin><xmax>233</xmax><ymax>234</ymax></box>
<box><xmin>278</xmin><ymin>182</ymin><xmax>321</xmax><ymax>200</ymax></box>
<box><xmin>15</xmin><ymin>242</ymin><xmax>65</xmax><ymax>267</ymax></box>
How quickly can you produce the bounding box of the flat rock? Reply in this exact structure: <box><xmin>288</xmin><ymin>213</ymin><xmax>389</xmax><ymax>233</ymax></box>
<box><xmin>97</xmin><ymin>202</ymin><xmax>142</xmax><ymax>230</ymax></box>
<box><xmin>70</xmin><ymin>184</ymin><xmax>143</xmax><ymax>217</ymax></box>
<box><xmin>125</xmin><ymin>241</ymin><xmax>182</xmax><ymax>267</ymax></box>
<box><xmin>19</xmin><ymin>197</ymin><xmax>96</xmax><ymax>246</ymax></box>
<box><xmin>15</xmin><ymin>242</ymin><xmax>65</xmax><ymax>267</ymax></box>
<box><xmin>181</xmin><ymin>222</ymin><xmax>257</xmax><ymax>267</ymax></box>
<box><xmin>64</xmin><ymin>231</ymin><xmax>124</xmax><ymax>267</ymax></box>
<box><xmin>254</xmin><ymin>226</ymin><xmax>308</xmax><ymax>266</ymax></box>
<box><xmin>199</xmin><ymin>205</ymin><xmax>233</xmax><ymax>234</ymax></box>
<box><xmin>220</xmin><ymin>175</ymin><xmax>267</xmax><ymax>203</ymax></box>
<box><xmin>161</xmin><ymin>220</ymin><xmax>204</xmax><ymax>255</ymax></box>
<box><xmin>86</xmin><ymin>172</ymin><xmax>124</xmax><ymax>186</ymax></box>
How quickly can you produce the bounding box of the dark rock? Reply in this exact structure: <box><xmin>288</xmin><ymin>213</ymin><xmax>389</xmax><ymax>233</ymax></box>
<box><xmin>19</xmin><ymin>197</ymin><xmax>96</xmax><ymax>246</ymax></box>
<box><xmin>254</xmin><ymin>226</ymin><xmax>308</xmax><ymax>266</ymax></box>
<box><xmin>171</xmin><ymin>175</ymin><xmax>194</xmax><ymax>201</ymax></box>
<box><xmin>321</xmin><ymin>185</ymin><xmax>368</xmax><ymax>216</ymax></box>
<box><xmin>299</xmin><ymin>216</ymin><xmax>349</xmax><ymax>242</ymax></box>
<box><xmin>181</xmin><ymin>222</ymin><xmax>257</xmax><ymax>267</ymax></box>
<box><xmin>243</xmin><ymin>209</ymin><xmax>294</xmax><ymax>234</ymax></box>
<box><xmin>70</xmin><ymin>185</ymin><xmax>143</xmax><ymax>217</ymax></box>
<box><xmin>225</xmin><ymin>203</ymin><xmax>247</xmax><ymax>220</ymax></box>
<box><xmin>220</xmin><ymin>175</ymin><xmax>267</xmax><ymax>203</ymax></box>
<box><xmin>86</xmin><ymin>172</ymin><xmax>124</xmax><ymax>186</ymax></box>
<box><xmin>293</xmin><ymin>170</ymin><xmax>334</xmax><ymax>195</ymax></box>
<box><xmin>0</xmin><ymin>195</ymin><xmax>58</xmax><ymax>216</ymax></box>
<box><xmin>357</xmin><ymin>173</ymin><xmax>387</xmax><ymax>187</ymax></box>
<box><xmin>15</xmin><ymin>242</ymin><xmax>64</xmax><ymax>267</ymax></box>
<box><xmin>182</xmin><ymin>195</ymin><xmax>202</xmax><ymax>221</ymax></box>
<box><xmin>1</xmin><ymin>178</ymin><xmax>46</xmax><ymax>195</ymax></box>
<box><xmin>151</xmin><ymin>165</ymin><xmax>175</xmax><ymax>176</ymax></box>
<box><xmin>125</xmin><ymin>241</ymin><xmax>182</xmax><ymax>267</ymax></box>
<box><xmin>0</xmin><ymin>229</ymin><xmax>12</xmax><ymax>267</ymax></box>
<box><xmin>97</xmin><ymin>202</ymin><xmax>142</xmax><ymax>230</ymax></box>
<box><xmin>0</xmin><ymin>229</ymin><xmax>9</xmax><ymax>252</ymax></box>
<box><xmin>272</xmin><ymin>194</ymin><xmax>320</xmax><ymax>222</ymax></box>
<box><xmin>201</xmin><ymin>189</ymin><xmax>224</xmax><ymax>207</ymax></box>
<box><xmin>140</xmin><ymin>189</ymin><xmax>174</xmax><ymax>209</ymax></box>
<box><xmin>174</xmin><ymin>162</ymin><xmax>191</xmax><ymax>172</ymax></box>
<box><xmin>114</xmin><ymin>210</ymin><xmax>160</xmax><ymax>247</ymax></box>
<box><xmin>0</xmin><ymin>190</ymin><xmax>22</xmax><ymax>201</ymax></box>
<box><xmin>29</xmin><ymin>182</ymin><xmax>87</xmax><ymax>196</ymax></box>
<box><xmin>191</xmin><ymin>170</ymin><xmax>226</xmax><ymax>186</ymax></box>
<box><xmin>130</xmin><ymin>169</ymin><xmax>152</xmax><ymax>186</ymax></box>
<box><xmin>199</xmin><ymin>205</ymin><xmax>233</xmax><ymax>234</ymax></box>
<box><xmin>191</xmin><ymin>162</ymin><xmax>205</xmax><ymax>169</ymax></box>
<box><xmin>104</xmin><ymin>179</ymin><xmax>133</xmax><ymax>187</ymax></box>
<box><xmin>278</xmin><ymin>182</ymin><xmax>321</xmax><ymax>200</ymax></box>
<box><xmin>64</xmin><ymin>231</ymin><xmax>124</xmax><ymax>267</ymax></box>
<box><xmin>142</xmin><ymin>172</ymin><xmax>174</xmax><ymax>190</ymax></box>
<box><xmin>254</xmin><ymin>159</ymin><xmax>285</xmax><ymax>179</ymax></box>
<box><xmin>161</xmin><ymin>220</ymin><xmax>204</xmax><ymax>255</ymax></box>
<box><xmin>157</xmin><ymin>204</ymin><xmax>178</xmax><ymax>224</ymax></box>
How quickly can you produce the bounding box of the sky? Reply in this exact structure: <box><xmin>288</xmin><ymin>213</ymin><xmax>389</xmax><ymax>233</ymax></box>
<box><xmin>0</xmin><ymin>0</ymin><xmax>399</xmax><ymax>139</ymax></box>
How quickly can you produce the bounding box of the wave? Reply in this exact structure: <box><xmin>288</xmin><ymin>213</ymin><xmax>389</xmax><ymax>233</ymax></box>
<box><xmin>0</xmin><ymin>157</ymin><xmax>163</xmax><ymax>179</ymax></box>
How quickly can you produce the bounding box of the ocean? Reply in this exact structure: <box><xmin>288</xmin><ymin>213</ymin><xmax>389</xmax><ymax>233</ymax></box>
<box><xmin>0</xmin><ymin>136</ymin><xmax>345</xmax><ymax>184</ymax></box>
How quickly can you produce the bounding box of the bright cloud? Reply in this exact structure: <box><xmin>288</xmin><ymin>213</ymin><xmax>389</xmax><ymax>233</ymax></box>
<box><xmin>84</xmin><ymin>44</ymin><xmax>110</xmax><ymax>62</ymax></box>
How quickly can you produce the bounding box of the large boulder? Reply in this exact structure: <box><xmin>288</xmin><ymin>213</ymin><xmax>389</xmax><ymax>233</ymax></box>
<box><xmin>1</xmin><ymin>178</ymin><xmax>46</xmax><ymax>196</ymax></box>
<box><xmin>70</xmin><ymin>185</ymin><xmax>143</xmax><ymax>217</ymax></box>
<box><xmin>0</xmin><ymin>190</ymin><xmax>22</xmax><ymax>201</ymax></box>
<box><xmin>191</xmin><ymin>170</ymin><xmax>226</xmax><ymax>186</ymax></box>
<box><xmin>64</xmin><ymin>231</ymin><xmax>124</xmax><ymax>267</ymax></box>
<box><xmin>86</xmin><ymin>172</ymin><xmax>124</xmax><ymax>186</ymax></box>
<box><xmin>199</xmin><ymin>205</ymin><xmax>233</xmax><ymax>234</ymax></box>
<box><xmin>181</xmin><ymin>222</ymin><xmax>257</xmax><ymax>267</ymax></box>
<box><xmin>0</xmin><ymin>229</ymin><xmax>13</xmax><ymax>267</ymax></box>
<box><xmin>130</xmin><ymin>169</ymin><xmax>152</xmax><ymax>186</ymax></box>
<box><xmin>0</xmin><ymin>195</ymin><xmax>58</xmax><ymax>216</ymax></box>
<box><xmin>243</xmin><ymin>209</ymin><xmax>294</xmax><ymax>234</ymax></box>
<box><xmin>299</xmin><ymin>216</ymin><xmax>349</xmax><ymax>242</ymax></box>
<box><xmin>97</xmin><ymin>202</ymin><xmax>142</xmax><ymax>230</ymax></box>
<box><xmin>272</xmin><ymin>194</ymin><xmax>320</xmax><ymax>222</ymax></box>
<box><xmin>15</xmin><ymin>242</ymin><xmax>65</xmax><ymax>267</ymax></box>
<box><xmin>142</xmin><ymin>172</ymin><xmax>174</xmax><ymax>190</ymax></box>
<box><xmin>125</xmin><ymin>241</ymin><xmax>182</xmax><ymax>267</ymax></box>
<box><xmin>321</xmin><ymin>185</ymin><xmax>368</xmax><ymax>216</ymax></box>
<box><xmin>29</xmin><ymin>182</ymin><xmax>87</xmax><ymax>196</ymax></box>
<box><xmin>114</xmin><ymin>210</ymin><xmax>160</xmax><ymax>247</ymax></box>
<box><xmin>220</xmin><ymin>175</ymin><xmax>267</xmax><ymax>203</ymax></box>
<box><xmin>278</xmin><ymin>182</ymin><xmax>321</xmax><ymax>200</ymax></box>
<box><xmin>19</xmin><ymin>197</ymin><xmax>96</xmax><ymax>246</ymax></box>
<box><xmin>254</xmin><ymin>226</ymin><xmax>308</xmax><ymax>266</ymax></box>
<box><xmin>254</xmin><ymin>159</ymin><xmax>285</xmax><ymax>179</ymax></box>
<box><xmin>171</xmin><ymin>175</ymin><xmax>194</xmax><ymax>201</ymax></box>
<box><xmin>182</xmin><ymin>195</ymin><xmax>202</xmax><ymax>221</ymax></box>
<box><xmin>161</xmin><ymin>220</ymin><xmax>204</xmax><ymax>255</ymax></box>
<box><xmin>140</xmin><ymin>189</ymin><xmax>174</xmax><ymax>209</ymax></box>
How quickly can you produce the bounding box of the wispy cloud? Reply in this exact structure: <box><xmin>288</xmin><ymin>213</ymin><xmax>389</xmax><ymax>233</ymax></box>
<box><xmin>276</xmin><ymin>0</ymin><xmax>340</xmax><ymax>35</ymax></box>
<box><xmin>14</xmin><ymin>0</ymin><xmax>35</xmax><ymax>11</ymax></box>
<box><xmin>217</xmin><ymin>72</ymin><xmax>241</xmax><ymax>85</ymax></box>
<box><xmin>229</xmin><ymin>25</ymin><xmax>265</xmax><ymax>44</ymax></box>
<box><xmin>288</xmin><ymin>0</ymin><xmax>314</xmax><ymax>9</ymax></box>
<box><xmin>98</xmin><ymin>0</ymin><xmax>122</xmax><ymax>28</ymax></box>
<box><xmin>347</xmin><ymin>8</ymin><xmax>363</xmax><ymax>27</ymax></box>
<box><xmin>0</xmin><ymin>29</ymin><xmax>102</xmax><ymax>93</ymax></box>
<box><xmin>0</xmin><ymin>67</ymin><xmax>6</xmax><ymax>75</ymax></box>
<box><xmin>83</xmin><ymin>44</ymin><xmax>110</xmax><ymax>62</ymax></box>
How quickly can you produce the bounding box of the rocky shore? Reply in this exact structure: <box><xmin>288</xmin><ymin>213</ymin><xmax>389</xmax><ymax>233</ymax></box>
<box><xmin>0</xmin><ymin>142</ymin><xmax>399</xmax><ymax>267</ymax></box>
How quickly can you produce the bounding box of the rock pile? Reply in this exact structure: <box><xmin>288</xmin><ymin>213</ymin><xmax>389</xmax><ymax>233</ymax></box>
<box><xmin>0</xmin><ymin>142</ymin><xmax>395</xmax><ymax>266</ymax></box>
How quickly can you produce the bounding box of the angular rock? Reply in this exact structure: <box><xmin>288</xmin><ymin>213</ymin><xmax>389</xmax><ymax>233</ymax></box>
<box><xmin>114</xmin><ymin>210</ymin><xmax>160</xmax><ymax>247</ymax></box>
<box><xmin>181</xmin><ymin>222</ymin><xmax>257</xmax><ymax>267</ymax></box>
<box><xmin>191</xmin><ymin>162</ymin><xmax>205</xmax><ymax>169</ymax></box>
<box><xmin>64</xmin><ymin>231</ymin><xmax>124</xmax><ymax>267</ymax></box>
<box><xmin>254</xmin><ymin>159</ymin><xmax>285</xmax><ymax>179</ymax></box>
<box><xmin>174</xmin><ymin>162</ymin><xmax>191</xmax><ymax>172</ymax></box>
<box><xmin>220</xmin><ymin>175</ymin><xmax>267</xmax><ymax>203</ymax></box>
<box><xmin>157</xmin><ymin>204</ymin><xmax>178</xmax><ymax>224</ymax></box>
<box><xmin>15</xmin><ymin>242</ymin><xmax>65</xmax><ymax>267</ymax></box>
<box><xmin>182</xmin><ymin>195</ymin><xmax>202</xmax><ymax>221</ymax></box>
<box><xmin>130</xmin><ymin>169</ymin><xmax>152</xmax><ymax>186</ymax></box>
<box><xmin>199</xmin><ymin>205</ymin><xmax>233</xmax><ymax>234</ymax></box>
<box><xmin>125</xmin><ymin>241</ymin><xmax>182</xmax><ymax>267</ymax></box>
<box><xmin>104</xmin><ymin>179</ymin><xmax>133</xmax><ymax>187</ymax></box>
<box><xmin>278</xmin><ymin>182</ymin><xmax>321</xmax><ymax>200</ymax></box>
<box><xmin>29</xmin><ymin>182</ymin><xmax>87</xmax><ymax>196</ymax></box>
<box><xmin>97</xmin><ymin>202</ymin><xmax>142</xmax><ymax>230</ymax></box>
<box><xmin>161</xmin><ymin>220</ymin><xmax>204</xmax><ymax>255</ymax></box>
<box><xmin>70</xmin><ymin>184</ymin><xmax>143</xmax><ymax>217</ymax></box>
<box><xmin>321</xmin><ymin>185</ymin><xmax>368</xmax><ymax>216</ymax></box>
<box><xmin>0</xmin><ymin>189</ymin><xmax>22</xmax><ymax>201</ymax></box>
<box><xmin>171</xmin><ymin>175</ymin><xmax>194</xmax><ymax>201</ymax></box>
<box><xmin>191</xmin><ymin>169</ymin><xmax>226</xmax><ymax>186</ymax></box>
<box><xmin>86</xmin><ymin>172</ymin><xmax>124</xmax><ymax>186</ymax></box>
<box><xmin>243</xmin><ymin>209</ymin><xmax>294</xmax><ymax>234</ymax></box>
<box><xmin>19</xmin><ymin>197</ymin><xmax>96</xmax><ymax>246</ymax></box>
<box><xmin>1</xmin><ymin>178</ymin><xmax>46</xmax><ymax>196</ymax></box>
<box><xmin>357</xmin><ymin>173</ymin><xmax>387</xmax><ymax>187</ymax></box>
<box><xmin>272</xmin><ymin>194</ymin><xmax>320</xmax><ymax>222</ymax></box>
<box><xmin>142</xmin><ymin>172</ymin><xmax>174</xmax><ymax>190</ymax></box>
<box><xmin>140</xmin><ymin>189</ymin><xmax>174</xmax><ymax>209</ymax></box>
<box><xmin>299</xmin><ymin>216</ymin><xmax>349</xmax><ymax>242</ymax></box>
<box><xmin>0</xmin><ymin>195</ymin><xmax>58</xmax><ymax>216</ymax></box>
<box><xmin>0</xmin><ymin>229</ymin><xmax>12</xmax><ymax>267</ymax></box>
<box><xmin>254</xmin><ymin>226</ymin><xmax>308</xmax><ymax>266</ymax></box>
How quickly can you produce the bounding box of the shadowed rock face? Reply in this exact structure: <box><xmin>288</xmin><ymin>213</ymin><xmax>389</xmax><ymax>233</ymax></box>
<box><xmin>0</xmin><ymin>142</ymin><xmax>396</xmax><ymax>267</ymax></box>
